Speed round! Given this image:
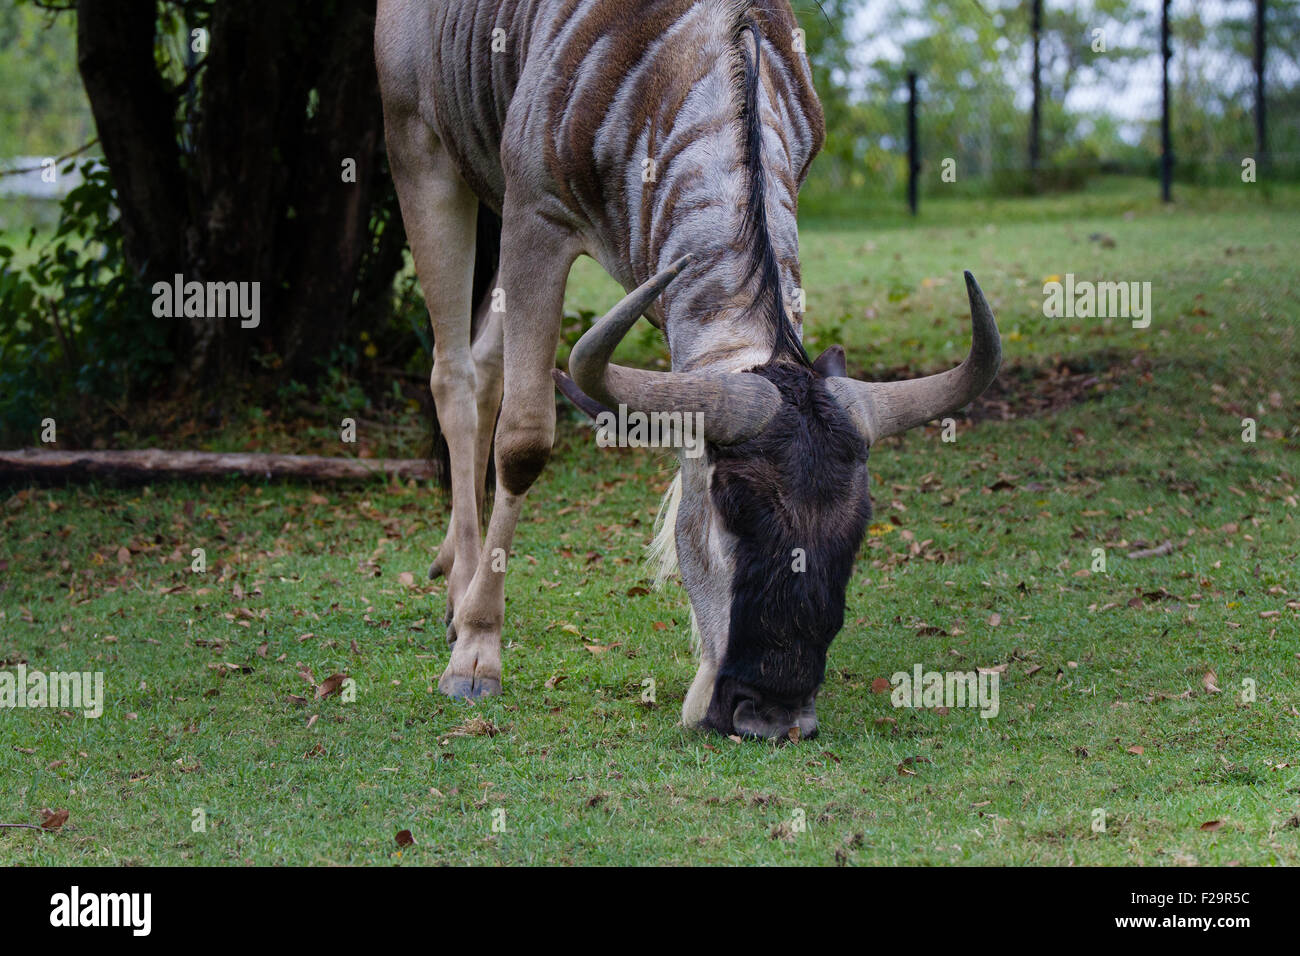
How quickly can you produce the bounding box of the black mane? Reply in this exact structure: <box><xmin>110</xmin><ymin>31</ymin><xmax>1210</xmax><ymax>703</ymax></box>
<box><xmin>737</xmin><ymin>16</ymin><xmax>810</xmax><ymax>368</ymax></box>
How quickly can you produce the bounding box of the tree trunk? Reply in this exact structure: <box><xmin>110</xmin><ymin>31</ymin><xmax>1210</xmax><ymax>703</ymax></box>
<box><xmin>74</xmin><ymin>0</ymin><xmax>401</xmax><ymax>388</ymax></box>
<box><xmin>75</xmin><ymin>0</ymin><xmax>187</xmax><ymax>278</ymax></box>
<box><xmin>274</xmin><ymin>1</ymin><xmax>391</xmax><ymax>376</ymax></box>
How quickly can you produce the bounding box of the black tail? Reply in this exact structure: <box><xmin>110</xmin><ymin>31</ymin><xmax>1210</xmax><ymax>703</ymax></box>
<box><xmin>430</xmin><ymin>202</ymin><xmax>502</xmax><ymax>503</ymax></box>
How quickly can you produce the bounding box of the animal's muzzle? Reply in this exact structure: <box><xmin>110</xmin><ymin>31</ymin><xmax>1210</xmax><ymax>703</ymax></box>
<box><xmin>715</xmin><ymin>683</ymin><xmax>819</xmax><ymax>741</ymax></box>
<box><xmin>732</xmin><ymin>693</ymin><xmax>818</xmax><ymax>740</ymax></box>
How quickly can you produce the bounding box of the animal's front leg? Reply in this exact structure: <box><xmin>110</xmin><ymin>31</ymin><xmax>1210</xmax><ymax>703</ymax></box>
<box><xmin>438</xmin><ymin>208</ymin><xmax>577</xmax><ymax>698</ymax></box>
<box><xmin>428</xmin><ymin>295</ymin><xmax>503</xmax><ymax>598</ymax></box>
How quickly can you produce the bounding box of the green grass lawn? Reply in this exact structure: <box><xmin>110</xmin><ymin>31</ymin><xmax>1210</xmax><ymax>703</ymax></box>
<box><xmin>1</xmin><ymin>181</ymin><xmax>1297</xmax><ymax>865</ymax></box>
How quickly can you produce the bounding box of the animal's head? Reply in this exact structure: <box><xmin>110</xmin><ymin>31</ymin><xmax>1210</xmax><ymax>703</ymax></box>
<box><xmin>557</xmin><ymin>256</ymin><xmax>1001</xmax><ymax>739</ymax></box>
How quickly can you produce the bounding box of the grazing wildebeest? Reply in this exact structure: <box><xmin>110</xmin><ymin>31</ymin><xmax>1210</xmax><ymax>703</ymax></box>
<box><xmin>376</xmin><ymin>0</ymin><xmax>1001</xmax><ymax>738</ymax></box>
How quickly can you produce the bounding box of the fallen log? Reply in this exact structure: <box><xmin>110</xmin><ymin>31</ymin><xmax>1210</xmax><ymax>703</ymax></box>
<box><xmin>0</xmin><ymin>448</ymin><xmax>438</xmax><ymax>484</ymax></box>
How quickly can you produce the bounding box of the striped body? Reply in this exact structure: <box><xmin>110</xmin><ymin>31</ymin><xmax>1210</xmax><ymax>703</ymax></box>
<box><xmin>375</xmin><ymin>0</ymin><xmax>998</xmax><ymax>737</ymax></box>
<box><xmin>383</xmin><ymin>0</ymin><xmax>825</xmax><ymax>372</ymax></box>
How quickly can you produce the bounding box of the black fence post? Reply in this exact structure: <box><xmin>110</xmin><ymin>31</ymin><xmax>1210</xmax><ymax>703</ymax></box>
<box><xmin>907</xmin><ymin>70</ymin><xmax>919</xmax><ymax>216</ymax></box>
<box><xmin>1160</xmin><ymin>0</ymin><xmax>1173</xmax><ymax>202</ymax></box>
<box><xmin>1255</xmin><ymin>0</ymin><xmax>1268</xmax><ymax>175</ymax></box>
<box><xmin>1029</xmin><ymin>0</ymin><xmax>1042</xmax><ymax>190</ymax></box>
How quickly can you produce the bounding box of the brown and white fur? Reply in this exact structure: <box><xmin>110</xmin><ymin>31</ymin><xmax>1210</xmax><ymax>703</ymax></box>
<box><xmin>376</xmin><ymin>0</ymin><xmax>819</xmax><ymax>695</ymax></box>
<box><xmin>375</xmin><ymin>0</ymin><xmax>1000</xmax><ymax>736</ymax></box>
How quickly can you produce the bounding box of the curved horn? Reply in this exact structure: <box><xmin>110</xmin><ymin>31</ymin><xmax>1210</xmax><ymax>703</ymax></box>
<box><xmin>826</xmin><ymin>271</ymin><xmax>1001</xmax><ymax>444</ymax></box>
<box><xmin>568</xmin><ymin>255</ymin><xmax>782</xmax><ymax>446</ymax></box>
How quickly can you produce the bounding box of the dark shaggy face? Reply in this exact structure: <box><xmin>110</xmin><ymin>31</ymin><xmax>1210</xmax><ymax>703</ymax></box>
<box><xmin>698</xmin><ymin>362</ymin><xmax>872</xmax><ymax>739</ymax></box>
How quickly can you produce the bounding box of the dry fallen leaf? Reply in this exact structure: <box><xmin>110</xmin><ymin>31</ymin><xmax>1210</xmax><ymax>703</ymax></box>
<box><xmin>1127</xmin><ymin>745</ymin><xmax>1145</xmax><ymax>755</ymax></box>
<box><xmin>1202</xmin><ymin>671</ymin><xmax>1222</xmax><ymax>694</ymax></box>
<box><xmin>769</xmin><ymin>821</ymin><xmax>795</xmax><ymax>841</ymax></box>
<box><xmin>395</xmin><ymin>829</ymin><xmax>415</xmax><ymax>847</ymax></box>
<box><xmin>316</xmin><ymin>673</ymin><xmax>349</xmax><ymax>699</ymax></box>
<box><xmin>447</xmin><ymin>716</ymin><xmax>498</xmax><ymax>738</ymax></box>
<box><xmin>1199</xmin><ymin>819</ymin><xmax>1224</xmax><ymax>832</ymax></box>
<box><xmin>39</xmin><ymin>808</ymin><xmax>69</xmax><ymax>830</ymax></box>
<box><xmin>869</xmin><ymin>677</ymin><xmax>892</xmax><ymax>694</ymax></box>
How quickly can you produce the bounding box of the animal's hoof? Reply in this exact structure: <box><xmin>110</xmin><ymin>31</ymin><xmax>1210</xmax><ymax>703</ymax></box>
<box><xmin>429</xmin><ymin>548</ymin><xmax>453</xmax><ymax>580</ymax></box>
<box><xmin>438</xmin><ymin>673</ymin><xmax>501</xmax><ymax>699</ymax></box>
